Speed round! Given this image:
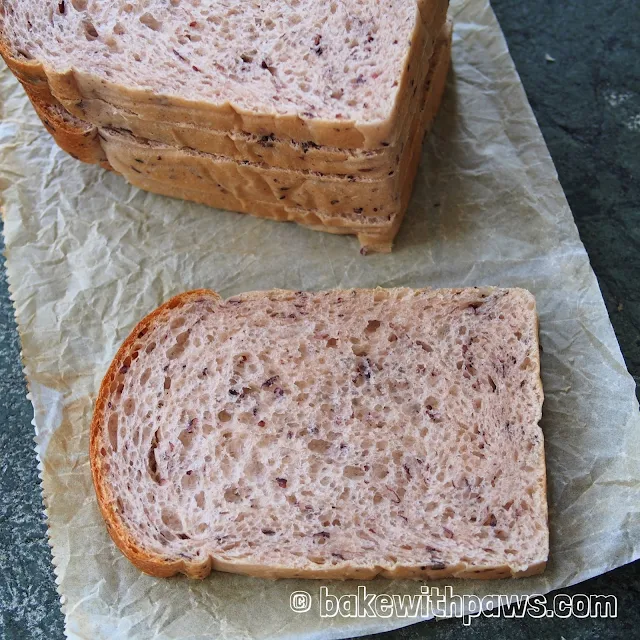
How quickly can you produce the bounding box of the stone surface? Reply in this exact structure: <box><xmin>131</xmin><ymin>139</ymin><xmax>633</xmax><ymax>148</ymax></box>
<box><xmin>0</xmin><ymin>0</ymin><xmax>638</xmax><ymax>638</ymax></box>
<box><xmin>0</xmin><ymin>235</ymin><xmax>65</xmax><ymax>638</ymax></box>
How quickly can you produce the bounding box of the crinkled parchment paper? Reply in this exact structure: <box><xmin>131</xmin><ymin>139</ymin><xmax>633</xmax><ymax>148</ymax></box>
<box><xmin>1</xmin><ymin>1</ymin><xmax>639</xmax><ymax>638</ymax></box>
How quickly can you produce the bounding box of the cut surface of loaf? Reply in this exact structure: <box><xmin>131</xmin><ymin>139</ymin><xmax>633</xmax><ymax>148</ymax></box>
<box><xmin>1</xmin><ymin>0</ymin><xmax>448</xmax><ymax>146</ymax></box>
<box><xmin>91</xmin><ymin>287</ymin><xmax>548</xmax><ymax>580</ymax></box>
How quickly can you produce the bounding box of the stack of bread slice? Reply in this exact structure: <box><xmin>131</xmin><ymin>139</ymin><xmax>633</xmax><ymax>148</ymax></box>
<box><xmin>1</xmin><ymin>1</ymin><xmax>452</xmax><ymax>252</ymax></box>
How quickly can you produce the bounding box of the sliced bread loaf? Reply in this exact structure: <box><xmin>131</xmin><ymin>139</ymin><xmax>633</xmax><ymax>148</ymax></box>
<box><xmin>58</xmin><ymin>25</ymin><xmax>438</xmax><ymax>179</ymax></box>
<box><xmin>50</xmin><ymin>6</ymin><xmax>444</xmax><ymax>175</ymax></box>
<box><xmin>104</xmin><ymin>24</ymin><xmax>450</xmax><ymax>253</ymax></box>
<box><xmin>91</xmin><ymin>287</ymin><xmax>548</xmax><ymax>580</ymax></box>
<box><xmin>23</xmin><ymin>24</ymin><xmax>452</xmax><ymax>252</ymax></box>
<box><xmin>16</xmin><ymin>19</ymin><xmax>448</xmax><ymax>180</ymax></box>
<box><xmin>1</xmin><ymin>0</ymin><xmax>448</xmax><ymax>147</ymax></box>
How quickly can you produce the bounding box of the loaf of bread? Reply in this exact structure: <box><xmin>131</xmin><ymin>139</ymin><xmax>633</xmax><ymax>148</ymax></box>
<box><xmin>1</xmin><ymin>3</ymin><xmax>451</xmax><ymax>251</ymax></box>
<box><xmin>91</xmin><ymin>287</ymin><xmax>548</xmax><ymax>580</ymax></box>
<box><xmin>1</xmin><ymin>0</ymin><xmax>447</xmax><ymax>147</ymax></box>
<box><xmin>77</xmin><ymin>19</ymin><xmax>441</xmax><ymax>181</ymax></box>
<box><xmin>98</xmin><ymin>31</ymin><xmax>450</xmax><ymax>224</ymax></box>
<box><xmin>98</xmin><ymin>33</ymin><xmax>449</xmax><ymax>253</ymax></box>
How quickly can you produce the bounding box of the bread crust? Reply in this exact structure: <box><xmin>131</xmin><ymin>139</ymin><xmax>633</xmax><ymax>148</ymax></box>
<box><xmin>0</xmin><ymin>41</ymin><xmax>112</xmax><ymax>168</ymax></box>
<box><xmin>28</xmin><ymin>94</ymin><xmax>112</xmax><ymax>169</ymax></box>
<box><xmin>0</xmin><ymin>1</ymin><xmax>448</xmax><ymax>148</ymax></box>
<box><xmin>91</xmin><ymin>287</ymin><xmax>547</xmax><ymax>580</ymax></box>
<box><xmin>23</xmin><ymin>93</ymin><xmax>402</xmax><ymax>251</ymax></box>
<box><xmin>90</xmin><ymin>290</ymin><xmax>223</xmax><ymax>580</ymax></box>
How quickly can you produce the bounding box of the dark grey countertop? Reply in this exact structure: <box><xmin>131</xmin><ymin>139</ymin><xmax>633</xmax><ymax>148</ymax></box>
<box><xmin>1</xmin><ymin>1</ymin><xmax>638</xmax><ymax>638</ymax></box>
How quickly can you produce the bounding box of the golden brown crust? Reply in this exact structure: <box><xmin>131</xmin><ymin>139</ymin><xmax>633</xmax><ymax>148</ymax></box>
<box><xmin>90</xmin><ymin>290</ymin><xmax>222</xmax><ymax>579</ymax></box>
<box><xmin>91</xmin><ymin>287</ymin><xmax>547</xmax><ymax>580</ymax></box>
<box><xmin>0</xmin><ymin>39</ymin><xmax>52</xmax><ymax>100</ymax></box>
<box><xmin>106</xmin><ymin>167</ymin><xmax>410</xmax><ymax>252</ymax></box>
<box><xmin>0</xmin><ymin>40</ymin><xmax>111</xmax><ymax>168</ymax></box>
<box><xmin>28</xmin><ymin>94</ymin><xmax>111</xmax><ymax>169</ymax></box>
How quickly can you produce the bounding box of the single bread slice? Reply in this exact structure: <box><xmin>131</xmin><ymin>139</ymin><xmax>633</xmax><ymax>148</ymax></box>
<box><xmin>91</xmin><ymin>287</ymin><xmax>548</xmax><ymax>580</ymax></box>
<box><xmin>1</xmin><ymin>0</ymin><xmax>448</xmax><ymax>148</ymax></box>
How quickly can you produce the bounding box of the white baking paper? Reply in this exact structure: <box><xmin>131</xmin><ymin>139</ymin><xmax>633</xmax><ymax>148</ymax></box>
<box><xmin>1</xmin><ymin>1</ymin><xmax>639</xmax><ymax>638</ymax></box>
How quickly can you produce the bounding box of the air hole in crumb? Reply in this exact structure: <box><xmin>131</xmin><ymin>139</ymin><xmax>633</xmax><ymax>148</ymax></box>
<box><xmin>182</xmin><ymin>471</ymin><xmax>197</xmax><ymax>489</ymax></box>
<box><xmin>372</xmin><ymin>464</ymin><xmax>389</xmax><ymax>479</ymax></box>
<box><xmin>218</xmin><ymin>410</ymin><xmax>231</xmax><ymax>423</ymax></box>
<box><xmin>425</xmin><ymin>396</ymin><xmax>439</xmax><ymax>409</ymax></box>
<box><xmin>161</xmin><ymin>508</ymin><xmax>182</xmax><ymax>530</ymax></box>
<box><xmin>123</xmin><ymin>398</ymin><xmax>135</xmax><ymax>416</ymax></box>
<box><xmin>83</xmin><ymin>21</ymin><xmax>98</xmax><ymax>40</ymax></box>
<box><xmin>139</xmin><ymin>12</ymin><xmax>162</xmax><ymax>31</ymax></box>
<box><xmin>520</xmin><ymin>357</ymin><xmax>532</xmax><ymax>370</ymax></box>
<box><xmin>365</xmin><ymin>319</ymin><xmax>381</xmax><ymax>334</ymax></box>
<box><xmin>352</xmin><ymin>344</ymin><xmax>367</xmax><ymax>356</ymax></box>
<box><xmin>166</xmin><ymin>343</ymin><xmax>186</xmax><ymax>359</ymax></box>
<box><xmin>308</xmin><ymin>439</ymin><xmax>330</xmax><ymax>453</ymax></box>
<box><xmin>170</xmin><ymin>316</ymin><xmax>186</xmax><ymax>329</ymax></box>
<box><xmin>178</xmin><ymin>427</ymin><xmax>196</xmax><ymax>449</ymax></box>
<box><xmin>107</xmin><ymin>413</ymin><xmax>118</xmax><ymax>451</ymax></box>
<box><xmin>224</xmin><ymin>487</ymin><xmax>241</xmax><ymax>503</ymax></box>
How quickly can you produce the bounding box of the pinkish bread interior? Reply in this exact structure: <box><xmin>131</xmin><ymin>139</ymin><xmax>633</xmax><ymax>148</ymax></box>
<box><xmin>92</xmin><ymin>287</ymin><xmax>547</xmax><ymax>579</ymax></box>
